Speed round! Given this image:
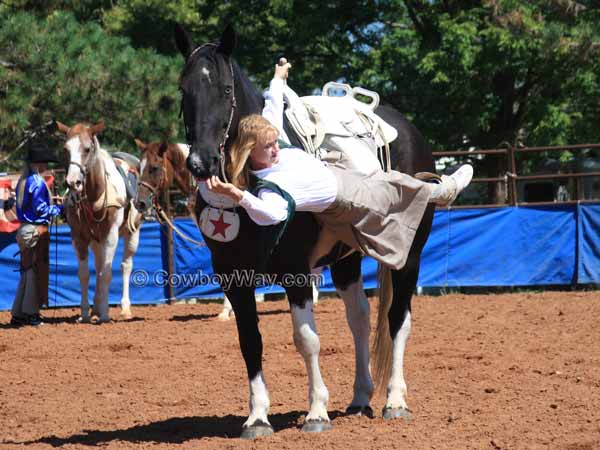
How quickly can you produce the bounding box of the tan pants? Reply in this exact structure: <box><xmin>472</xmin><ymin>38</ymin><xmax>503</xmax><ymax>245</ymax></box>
<box><xmin>315</xmin><ymin>166</ymin><xmax>432</xmax><ymax>270</ymax></box>
<box><xmin>11</xmin><ymin>223</ymin><xmax>49</xmax><ymax>318</ymax></box>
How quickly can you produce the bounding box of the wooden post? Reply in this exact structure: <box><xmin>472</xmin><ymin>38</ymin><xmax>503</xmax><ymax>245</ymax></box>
<box><xmin>163</xmin><ymin>188</ymin><xmax>176</xmax><ymax>302</ymax></box>
<box><xmin>508</xmin><ymin>145</ymin><xmax>518</xmax><ymax>206</ymax></box>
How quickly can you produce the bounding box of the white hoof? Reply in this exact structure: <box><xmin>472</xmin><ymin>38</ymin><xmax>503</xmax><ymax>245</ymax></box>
<box><xmin>120</xmin><ymin>310</ymin><xmax>133</xmax><ymax>320</ymax></box>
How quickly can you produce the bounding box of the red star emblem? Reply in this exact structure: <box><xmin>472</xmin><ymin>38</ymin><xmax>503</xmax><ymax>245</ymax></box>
<box><xmin>209</xmin><ymin>212</ymin><xmax>232</xmax><ymax>238</ymax></box>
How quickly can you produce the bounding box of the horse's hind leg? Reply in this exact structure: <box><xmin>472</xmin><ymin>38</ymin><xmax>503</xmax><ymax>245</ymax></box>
<box><xmin>330</xmin><ymin>253</ymin><xmax>374</xmax><ymax>416</ymax></box>
<box><xmin>379</xmin><ymin>263</ymin><xmax>414</xmax><ymax>420</ymax></box>
<box><xmin>286</xmin><ymin>285</ymin><xmax>331</xmax><ymax>433</ymax></box>
<box><xmin>382</xmin><ymin>206</ymin><xmax>433</xmax><ymax>420</ymax></box>
<box><xmin>119</xmin><ymin>228</ymin><xmax>140</xmax><ymax>320</ymax></box>
<box><xmin>217</xmin><ymin>295</ymin><xmax>234</xmax><ymax>320</ymax></box>
<box><xmin>73</xmin><ymin>240</ymin><xmax>91</xmax><ymax>323</ymax></box>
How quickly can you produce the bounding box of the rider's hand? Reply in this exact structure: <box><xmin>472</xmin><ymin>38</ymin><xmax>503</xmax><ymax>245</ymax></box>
<box><xmin>274</xmin><ymin>58</ymin><xmax>291</xmax><ymax>80</ymax></box>
<box><xmin>205</xmin><ymin>176</ymin><xmax>244</xmax><ymax>203</ymax></box>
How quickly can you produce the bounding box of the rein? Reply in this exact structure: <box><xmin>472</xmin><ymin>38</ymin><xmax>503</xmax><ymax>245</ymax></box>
<box><xmin>138</xmin><ymin>157</ymin><xmax>205</xmax><ymax>247</ymax></box>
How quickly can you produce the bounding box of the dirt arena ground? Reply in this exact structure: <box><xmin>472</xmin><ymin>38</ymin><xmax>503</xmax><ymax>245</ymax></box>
<box><xmin>1</xmin><ymin>290</ymin><xmax>599</xmax><ymax>450</ymax></box>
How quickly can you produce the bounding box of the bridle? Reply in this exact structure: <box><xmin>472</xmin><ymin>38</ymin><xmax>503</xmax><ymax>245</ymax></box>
<box><xmin>137</xmin><ymin>156</ymin><xmax>169</xmax><ymax>211</ymax></box>
<box><xmin>67</xmin><ymin>135</ymin><xmax>109</xmax><ymax>225</ymax></box>
<box><xmin>180</xmin><ymin>43</ymin><xmax>237</xmax><ymax>182</ymax></box>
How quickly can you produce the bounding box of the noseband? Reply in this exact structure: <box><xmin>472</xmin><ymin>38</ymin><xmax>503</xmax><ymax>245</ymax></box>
<box><xmin>181</xmin><ymin>43</ymin><xmax>237</xmax><ymax>182</ymax></box>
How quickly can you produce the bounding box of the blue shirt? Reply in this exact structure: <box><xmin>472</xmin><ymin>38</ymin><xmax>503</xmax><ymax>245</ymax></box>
<box><xmin>16</xmin><ymin>171</ymin><xmax>63</xmax><ymax>225</ymax></box>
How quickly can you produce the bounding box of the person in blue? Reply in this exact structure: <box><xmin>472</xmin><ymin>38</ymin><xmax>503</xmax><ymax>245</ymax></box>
<box><xmin>11</xmin><ymin>143</ymin><xmax>63</xmax><ymax>327</ymax></box>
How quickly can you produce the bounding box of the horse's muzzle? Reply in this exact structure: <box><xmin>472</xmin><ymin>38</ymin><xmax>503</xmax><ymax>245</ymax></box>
<box><xmin>186</xmin><ymin>151</ymin><xmax>219</xmax><ymax>179</ymax></box>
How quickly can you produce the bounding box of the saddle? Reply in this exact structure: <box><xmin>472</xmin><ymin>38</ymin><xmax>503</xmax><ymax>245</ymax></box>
<box><xmin>113</xmin><ymin>152</ymin><xmax>140</xmax><ymax>202</ymax></box>
<box><xmin>282</xmin><ymin>82</ymin><xmax>397</xmax><ymax>175</ymax></box>
<box><xmin>282</xmin><ymin>82</ymin><xmax>399</xmax><ymax>267</ymax></box>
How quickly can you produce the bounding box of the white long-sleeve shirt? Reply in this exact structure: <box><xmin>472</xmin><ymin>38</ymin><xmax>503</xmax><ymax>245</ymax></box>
<box><xmin>238</xmin><ymin>79</ymin><xmax>337</xmax><ymax>226</ymax></box>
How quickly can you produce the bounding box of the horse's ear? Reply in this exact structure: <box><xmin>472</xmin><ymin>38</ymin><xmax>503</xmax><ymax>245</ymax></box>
<box><xmin>55</xmin><ymin>121</ymin><xmax>70</xmax><ymax>135</ymax></box>
<box><xmin>174</xmin><ymin>23</ymin><xmax>194</xmax><ymax>59</ymax></box>
<box><xmin>134</xmin><ymin>139</ymin><xmax>147</xmax><ymax>152</ymax></box>
<box><xmin>89</xmin><ymin>121</ymin><xmax>105</xmax><ymax>136</ymax></box>
<box><xmin>217</xmin><ymin>24</ymin><xmax>237</xmax><ymax>56</ymax></box>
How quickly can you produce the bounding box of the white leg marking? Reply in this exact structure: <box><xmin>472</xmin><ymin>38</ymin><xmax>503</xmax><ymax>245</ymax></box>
<box><xmin>92</xmin><ymin>225</ymin><xmax>119</xmax><ymax>323</ymax></box>
<box><xmin>120</xmin><ymin>228</ymin><xmax>140</xmax><ymax>319</ymax></box>
<box><xmin>290</xmin><ymin>301</ymin><xmax>330</xmax><ymax>422</ymax></box>
<box><xmin>217</xmin><ymin>295</ymin><xmax>234</xmax><ymax>321</ymax></box>
<box><xmin>385</xmin><ymin>310</ymin><xmax>411</xmax><ymax>409</ymax></box>
<box><xmin>337</xmin><ymin>277</ymin><xmax>373</xmax><ymax>408</ymax></box>
<box><xmin>244</xmin><ymin>371</ymin><xmax>271</xmax><ymax>427</ymax></box>
<box><xmin>74</xmin><ymin>243</ymin><xmax>90</xmax><ymax>322</ymax></box>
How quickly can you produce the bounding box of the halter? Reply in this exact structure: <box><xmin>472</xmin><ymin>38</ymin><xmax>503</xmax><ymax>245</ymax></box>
<box><xmin>181</xmin><ymin>43</ymin><xmax>237</xmax><ymax>183</ymax></box>
<box><xmin>137</xmin><ymin>157</ymin><xmax>169</xmax><ymax>210</ymax></box>
<box><xmin>68</xmin><ymin>136</ymin><xmax>109</xmax><ymax>227</ymax></box>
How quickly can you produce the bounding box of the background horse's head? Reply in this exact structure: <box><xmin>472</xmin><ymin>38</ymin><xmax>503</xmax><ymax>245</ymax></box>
<box><xmin>175</xmin><ymin>24</ymin><xmax>262</xmax><ymax>180</ymax></box>
<box><xmin>135</xmin><ymin>139</ymin><xmax>170</xmax><ymax>213</ymax></box>
<box><xmin>55</xmin><ymin>120</ymin><xmax>105</xmax><ymax>193</ymax></box>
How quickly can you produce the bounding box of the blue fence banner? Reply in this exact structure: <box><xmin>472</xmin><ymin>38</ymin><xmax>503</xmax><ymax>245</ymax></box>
<box><xmin>1</xmin><ymin>204</ymin><xmax>598</xmax><ymax>310</ymax></box>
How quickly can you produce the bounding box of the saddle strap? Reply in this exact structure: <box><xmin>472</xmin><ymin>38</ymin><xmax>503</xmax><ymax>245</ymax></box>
<box><xmin>414</xmin><ymin>172</ymin><xmax>442</xmax><ymax>184</ymax></box>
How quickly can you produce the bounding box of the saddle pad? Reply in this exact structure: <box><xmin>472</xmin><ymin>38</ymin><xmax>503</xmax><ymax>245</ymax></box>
<box><xmin>198</xmin><ymin>182</ymin><xmax>238</xmax><ymax>209</ymax></box>
<box><xmin>199</xmin><ymin>207</ymin><xmax>240</xmax><ymax>242</ymax></box>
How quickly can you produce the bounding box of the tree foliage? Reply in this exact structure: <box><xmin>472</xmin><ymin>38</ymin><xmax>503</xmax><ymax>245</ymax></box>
<box><xmin>1</xmin><ymin>0</ymin><xmax>599</xmax><ymax>174</ymax></box>
<box><xmin>0</xmin><ymin>10</ymin><xmax>180</xmax><ymax>170</ymax></box>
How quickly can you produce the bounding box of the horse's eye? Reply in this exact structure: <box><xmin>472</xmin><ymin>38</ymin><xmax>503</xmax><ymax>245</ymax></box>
<box><xmin>224</xmin><ymin>86</ymin><xmax>232</xmax><ymax>95</ymax></box>
<box><xmin>83</xmin><ymin>148</ymin><xmax>90</xmax><ymax>155</ymax></box>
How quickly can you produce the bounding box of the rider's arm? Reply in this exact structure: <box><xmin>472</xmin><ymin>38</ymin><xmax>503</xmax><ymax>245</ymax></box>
<box><xmin>262</xmin><ymin>78</ymin><xmax>286</xmax><ymax>135</ymax></box>
<box><xmin>238</xmin><ymin>189</ymin><xmax>288</xmax><ymax>226</ymax></box>
<box><xmin>31</xmin><ymin>176</ymin><xmax>63</xmax><ymax>218</ymax></box>
<box><xmin>262</xmin><ymin>61</ymin><xmax>291</xmax><ymax>144</ymax></box>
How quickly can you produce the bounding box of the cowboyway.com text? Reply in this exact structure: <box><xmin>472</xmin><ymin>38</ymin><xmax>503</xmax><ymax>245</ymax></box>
<box><xmin>130</xmin><ymin>269</ymin><xmax>323</xmax><ymax>290</ymax></box>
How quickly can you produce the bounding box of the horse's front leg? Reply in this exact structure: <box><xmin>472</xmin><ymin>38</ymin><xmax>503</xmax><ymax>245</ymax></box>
<box><xmin>226</xmin><ymin>284</ymin><xmax>273</xmax><ymax>439</ymax></box>
<box><xmin>72</xmin><ymin>240</ymin><xmax>91</xmax><ymax>323</ymax></box>
<box><xmin>330</xmin><ymin>253</ymin><xmax>374</xmax><ymax>416</ymax></box>
<box><xmin>286</xmin><ymin>284</ymin><xmax>331</xmax><ymax>432</ymax></box>
<box><xmin>119</xmin><ymin>227</ymin><xmax>140</xmax><ymax>320</ymax></box>
<box><xmin>91</xmin><ymin>226</ymin><xmax>119</xmax><ymax>323</ymax></box>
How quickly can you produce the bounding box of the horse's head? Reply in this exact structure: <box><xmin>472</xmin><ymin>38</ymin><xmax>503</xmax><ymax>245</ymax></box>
<box><xmin>55</xmin><ymin>120</ymin><xmax>105</xmax><ymax>193</ymax></box>
<box><xmin>175</xmin><ymin>24</ymin><xmax>239</xmax><ymax>180</ymax></box>
<box><xmin>134</xmin><ymin>139</ymin><xmax>170</xmax><ymax>213</ymax></box>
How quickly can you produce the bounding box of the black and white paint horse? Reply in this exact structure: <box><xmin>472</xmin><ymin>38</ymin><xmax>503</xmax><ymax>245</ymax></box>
<box><xmin>175</xmin><ymin>24</ymin><xmax>435</xmax><ymax>438</ymax></box>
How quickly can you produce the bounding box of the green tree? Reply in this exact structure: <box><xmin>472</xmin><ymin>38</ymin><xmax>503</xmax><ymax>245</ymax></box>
<box><xmin>0</xmin><ymin>11</ymin><xmax>181</xmax><ymax>171</ymax></box>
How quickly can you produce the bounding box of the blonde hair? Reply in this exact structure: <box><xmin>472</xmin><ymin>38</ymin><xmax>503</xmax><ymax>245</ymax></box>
<box><xmin>228</xmin><ymin>115</ymin><xmax>278</xmax><ymax>189</ymax></box>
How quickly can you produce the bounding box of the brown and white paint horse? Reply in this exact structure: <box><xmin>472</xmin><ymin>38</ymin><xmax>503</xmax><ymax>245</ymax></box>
<box><xmin>56</xmin><ymin>121</ymin><xmax>141</xmax><ymax>323</ymax></box>
<box><xmin>133</xmin><ymin>140</ymin><xmax>279</xmax><ymax>319</ymax></box>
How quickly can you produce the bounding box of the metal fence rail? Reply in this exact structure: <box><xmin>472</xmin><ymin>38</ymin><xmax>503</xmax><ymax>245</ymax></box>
<box><xmin>434</xmin><ymin>143</ymin><xmax>600</xmax><ymax>207</ymax></box>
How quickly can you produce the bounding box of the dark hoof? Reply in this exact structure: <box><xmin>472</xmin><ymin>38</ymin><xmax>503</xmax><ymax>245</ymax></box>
<box><xmin>346</xmin><ymin>405</ymin><xmax>374</xmax><ymax>418</ymax></box>
<box><xmin>302</xmin><ymin>418</ymin><xmax>333</xmax><ymax>433</ymax></box>
<box><xmin>240</xmin><ymin>421</ymin><xmax>274</xmax><ymax>440</ymax></box>
<box><xmin>382</xmin><ymin>406</ymin><xmax>412</xmax><ymax>421</ymax></box>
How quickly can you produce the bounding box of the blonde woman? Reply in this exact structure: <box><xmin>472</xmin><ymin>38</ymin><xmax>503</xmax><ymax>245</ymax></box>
<box><xmin>205</xmin><ymin>64</ymin><xmax>473</xmax><ymax>270</ymax></box>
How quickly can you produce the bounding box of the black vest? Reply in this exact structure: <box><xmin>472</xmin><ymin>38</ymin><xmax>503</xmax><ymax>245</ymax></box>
<box><xmin>248</xmin><ymin>174</ymin><xmax>295</xmax><ymax>271</ymax></box>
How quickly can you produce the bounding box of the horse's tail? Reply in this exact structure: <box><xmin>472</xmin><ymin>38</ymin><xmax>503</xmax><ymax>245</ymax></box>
<box><xmin>373</xmin><ymin>264</ymin><xmax>393</xmax><ymax>393</ymax></box>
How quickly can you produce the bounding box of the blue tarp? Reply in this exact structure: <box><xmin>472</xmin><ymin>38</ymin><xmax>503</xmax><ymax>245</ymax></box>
<box><xmin>1</xmin><ymin>204</ymin><xmax>598</xmax><ymax>310</ymax></box>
